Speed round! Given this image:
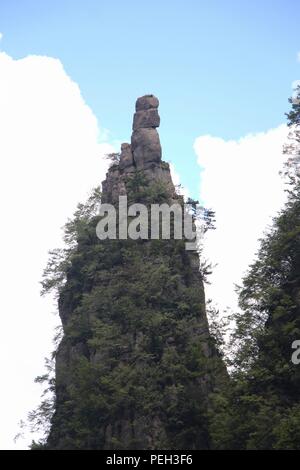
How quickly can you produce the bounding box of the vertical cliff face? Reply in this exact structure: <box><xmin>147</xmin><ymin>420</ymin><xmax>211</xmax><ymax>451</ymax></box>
<box><xmin>47</xmin><ymin>95</ymin><xmax>225</xmax><ymax>450</ymax></box>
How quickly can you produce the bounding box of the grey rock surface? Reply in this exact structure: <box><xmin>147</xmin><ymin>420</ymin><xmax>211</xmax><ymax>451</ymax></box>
<box><xmin>119</xmin><ymin>143</ymin><xmax>134</xmax><ymax>169</ymax></box>
<box><xmin>135</xmin><ymin>94</ymin><xmax>159</xmax><ymax>111</ymax></box>
<box><xmin>132</xmin><ymin>108</ymin><xmax>160</xmax><ymax>130</ymax></box>
<box><xmin>131</xmin><ymin>127</ymin><xmax>162</xmax><ymax>168</ymax></box>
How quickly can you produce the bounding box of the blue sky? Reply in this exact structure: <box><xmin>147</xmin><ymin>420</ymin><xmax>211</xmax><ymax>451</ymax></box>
<box><xmin>0</xmin><ymin>0</ymin><xmax>299</xmax><ymax>197</ymax></box>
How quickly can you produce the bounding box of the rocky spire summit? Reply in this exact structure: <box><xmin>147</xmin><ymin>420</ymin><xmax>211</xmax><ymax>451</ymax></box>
<box><xmin>130</xmin><ymin>95</ymin><xmax>161</xmax><ymax>169</ymax></box>
<box><xmin>102</xmin><ymin>95</ymin><xmax>174</xmax><ymax>203</ymax></box>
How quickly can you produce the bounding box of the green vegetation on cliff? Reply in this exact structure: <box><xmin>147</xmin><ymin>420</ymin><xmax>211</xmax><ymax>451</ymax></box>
<box><xmin>32</xmin><ymin>171</ymin><xmax>224</xmax><ymax>450</ymax></box>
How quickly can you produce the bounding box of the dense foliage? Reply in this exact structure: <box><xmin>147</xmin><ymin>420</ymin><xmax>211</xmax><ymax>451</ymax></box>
<box><xmin>30</xmin><ymin>171</ymin><xmax>223</xmax><ymax>450</ymax></box>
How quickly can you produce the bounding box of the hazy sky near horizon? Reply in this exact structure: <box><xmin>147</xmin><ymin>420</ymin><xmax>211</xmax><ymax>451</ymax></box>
<box><xmin>0</xmin><ymin>0</ymin><xmax>299</xmax><ymax>449</ymax></box>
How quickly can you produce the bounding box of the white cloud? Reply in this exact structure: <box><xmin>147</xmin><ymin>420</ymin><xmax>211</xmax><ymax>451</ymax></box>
<box><xmin>170</xmin><ymin>163</ymin><xmax>190</xmax><ymax>199</ymax></box>
<box><xmin>292</xmin><ymin>79</ymin><xmax>300</xmax><ymax>88</ymax></box>
<box><xmin>0</xmin><ymin>32</ymin><xmax>3</xmax><ymax>41</ymax></box>
<box><xmin>0</xmin><ymin>51</ymin><xmax>113</xmax><ymax>449</ymax></box>
<box><xmin>194</xmin><ymin>125</ymin><xmax>288</xmax><ymax>314</ymax></box>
